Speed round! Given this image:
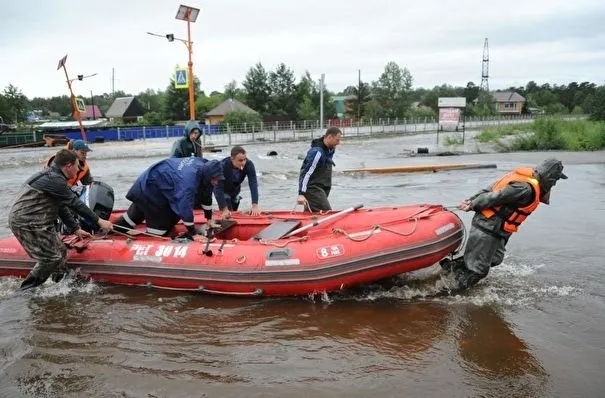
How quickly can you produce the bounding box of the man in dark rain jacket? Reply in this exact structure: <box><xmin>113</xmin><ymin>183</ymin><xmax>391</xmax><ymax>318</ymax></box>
<box><xmin>297</xmin><ymin>127</ymin><xmax>342</xmax><ymax>212</ymax></box>
<box><xmin>114</xmin><ymin>158</ymin><xmax>224</xmax><ymax>240</ymax></box>
<box><xmin>214</xmin><ymin>146</ymin><xmax>260</xmax><ymax>218</ymax></box>
<box><xmin>441</xmin><ymin>158</ymin><xmax>568</xmax><ymax>291</ymax></box>
<box><xmin>9</xmin><ymin>149</ymin><xmax>113</xmax><ymax>290</ymax></box>
<box><xmin>172</xmin><ymin>120</ymin><xmax>203</xmax><ymax>158</ymax></box>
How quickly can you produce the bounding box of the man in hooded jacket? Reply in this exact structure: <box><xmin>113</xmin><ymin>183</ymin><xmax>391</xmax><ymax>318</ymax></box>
<box><xmin>114</xmin><ymin>158</ymin><xmax>224</xmax><ymax>240</ymax></box>
<box><xmin>296</xmin><ymin>127</ymin><xmax>342</xmax><ymax>212</ymax></box>
<box><xmin>440</xmin><ymin>158</ymin><xmax>568</xmax><ymax>291</ymax></box>
<box><xmin>172</xmin><ymin>120</ymin><xmax>203</xmax><ymax>158</ymax></box>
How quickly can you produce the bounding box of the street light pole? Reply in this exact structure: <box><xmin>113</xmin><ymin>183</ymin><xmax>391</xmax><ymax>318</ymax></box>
<box><xmin>176</xmin><ymin>5</ymin><xmax>200</xmax><ymax>121</ymax></box>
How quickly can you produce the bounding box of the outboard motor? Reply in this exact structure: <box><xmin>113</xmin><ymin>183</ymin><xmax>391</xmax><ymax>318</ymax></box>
<box><xmin>79</xmin><ymin>181</ymin><xmax>115</xmax><ymax>233</ymax></box>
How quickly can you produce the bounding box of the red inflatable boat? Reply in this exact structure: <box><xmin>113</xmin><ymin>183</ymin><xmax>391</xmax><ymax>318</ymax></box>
<box><xmin>0</xmin><ymin>204</ymin><xmax>464</xmax><ymax>297</ymax></box>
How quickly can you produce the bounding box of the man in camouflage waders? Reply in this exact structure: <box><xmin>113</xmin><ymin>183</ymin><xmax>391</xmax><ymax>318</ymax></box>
<box><xmin>440</xmin><ymin>158</ymin><xmax>568</xmax><ymax>292</ymax></box>
<box><xmin>8</xmin><ymin>149</ymin><xmax>113</xmax><ymax>290</ymax></box>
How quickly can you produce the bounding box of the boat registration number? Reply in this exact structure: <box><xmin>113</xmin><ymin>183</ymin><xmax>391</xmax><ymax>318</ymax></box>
<box><xmin>316</xmin><ymin>244</ymin><xmax>344</xmax><ymax>259</ymax></box>
<box><xmin>130</xmin><ymin>244</ymin><xmax>189</xmax><ymax>261</ymax></box>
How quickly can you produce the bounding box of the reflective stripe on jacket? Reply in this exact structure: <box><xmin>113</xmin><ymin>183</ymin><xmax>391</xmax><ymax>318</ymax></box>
<box><xmin>481</xmin><ymin>167</ymin><xmax>541</xmax><ymax>233</ymax></box>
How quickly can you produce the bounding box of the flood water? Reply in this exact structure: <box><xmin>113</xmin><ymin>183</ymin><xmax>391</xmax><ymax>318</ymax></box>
<box><xmin>1</xmin><ymin>132</ymin><xmax>604</xmax><ymax>397</ymax></box>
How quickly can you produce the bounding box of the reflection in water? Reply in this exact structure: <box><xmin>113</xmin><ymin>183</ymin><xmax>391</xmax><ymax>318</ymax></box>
<box><xmin>1</xmin><ymin>284</ymin><xmax>550</xmax><ymax>397</ymax></box>
<box><xmin>456</xmin><ymin>305</ymin><xmax>548</xmax><ymax>397</ymax></box>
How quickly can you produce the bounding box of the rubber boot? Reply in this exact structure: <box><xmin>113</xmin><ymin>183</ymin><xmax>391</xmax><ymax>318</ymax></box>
<box><xmin>20</xmin><ymin>273</ymin><xmax>45</xmax><ymax>290</ymax></box>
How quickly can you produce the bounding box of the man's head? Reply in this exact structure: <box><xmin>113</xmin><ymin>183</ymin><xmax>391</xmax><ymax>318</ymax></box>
<box><xmin>230</xmin><ymin>146</ymin><xmax>247</xmax><ymax>170</ymax></box>
<box><xmin>71</xmin><ymin>139</ymin><xmax>91</xmax><ymax>161</ymax></box>
<box><xmin>323</xmin><ymin>127</ymin><xmax>342</xmax><ymax>149</ymax></box>
<box><xmin>54</xmin><ymin>149</ymin><xmax>79</xmax><ymax>179</ymax></box>
<box><xmin>534</xmin><ymin>158</ymin><xmax>567</xmax><ymax>204</ymax></box>
<box><xmin>185</xmin><ymin>120</ymin><xmax>201</xmax><ymax>141</ymax></box>
<box><xmin>202</xmin><ymin>159</ymin><xmax>225</xmax><ymax>187</ymax></box>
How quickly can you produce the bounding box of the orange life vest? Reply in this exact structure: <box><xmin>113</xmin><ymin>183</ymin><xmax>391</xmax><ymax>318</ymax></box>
<box><xmin>481</xmin><ymin>167</ymin><xmax>541</xmax><ymax>233</ymax></box>
<box><xmin>44</xmin><ymin>142</ymin><xmax>90</xmax><ymax>186</ymax></box>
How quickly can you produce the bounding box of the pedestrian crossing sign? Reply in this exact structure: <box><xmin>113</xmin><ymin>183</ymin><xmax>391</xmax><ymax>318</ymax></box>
<box><xmin>175</xmin><ymin>67</ymin><xmax>189</xmax><ymax>89</ymax></box>
<box><xmin>75</xmin><ymin>98</ymin><xmax>87</xmax><ymax>113</ymax></box>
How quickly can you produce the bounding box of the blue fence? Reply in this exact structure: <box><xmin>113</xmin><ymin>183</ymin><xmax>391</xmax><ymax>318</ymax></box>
<box><xmin>58</xmin><ymin>124</ymin><xmax>222</xmax><ymax>142</ymax></box>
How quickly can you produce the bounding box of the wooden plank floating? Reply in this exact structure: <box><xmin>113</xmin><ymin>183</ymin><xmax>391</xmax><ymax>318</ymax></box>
<box><xmin>342</xmin><ymin>163</ymin><xmax>497</xmax><ymax>174</ymax></box>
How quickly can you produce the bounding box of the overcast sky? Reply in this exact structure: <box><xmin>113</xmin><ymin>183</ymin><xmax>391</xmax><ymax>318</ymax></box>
<box><xmin>1</xmin><ymin>0</ymin><xmax>604</xmax><ymax>99</ymax></box>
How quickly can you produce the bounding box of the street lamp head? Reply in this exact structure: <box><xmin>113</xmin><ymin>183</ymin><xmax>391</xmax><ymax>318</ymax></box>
<box><xmin>175</xmin><ymin>5</ymin><xmax>200</xmax><ymax>22</ymax></box>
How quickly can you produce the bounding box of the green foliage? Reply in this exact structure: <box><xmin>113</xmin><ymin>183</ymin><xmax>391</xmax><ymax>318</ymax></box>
<box><xmin>220</xmin><ymin>110</ymin><xmax>262</xmax><ymax>126</ymax></box>
<box><xmin>442</xmin><ymin>135</ymin><xmax>464</xmax><ymax>146</ymax></box>
<box><xmin>475</xmin><ymin>124</ymin><xmax>529</xmax><ymax>142</ymax></box>
<box><xmin>586</xmin><ymin>86</ymin><xmax>605</xmax><ymax>121</ymax></box>
<box><xmin>268</xmin><ymin>63</ymin><xmax>297</xmax><ymax>116</ymax></box>
<box><xmin>543</xmin><ymin>103</ymin><xmax>568</xmax><ymax>115</ymax></box>
<box><xmin>242</xmin><ymin>63</ymin><xmax>271</xmax><ymax>115</ymax></box>
<box><xmin>223</xmin><ymin>80</ymin><xmax>246</xmax><ymax>102</ymax></box>
<box><xmin>406</xmin><ymin>107</ymin><xmax>436</xmax><ymax>119</ymax></box>
<box><xmin>164</xmin><ymin>73</ymin><xmax>201</xmax><ymax>120</ymax></box>
<box><xmin>140</xmin><ymin>111</ymin><xmax>164</xmax><ymax>126</ymax></box>
<box><xmin>363</xmin><ymin>100</ymin><xmax>387</xmax><ymax>119</ymax></box>
<box><xmin>373</xmin><ymin>61</ymin><xmax>413</xmax><ymax>118</ymax></box>
<box><xmin>196</xmin><ymin>92</ymin><xmax>225</xmax><ymax>115</ymax></box>
<box><xmin>297</xmin><ymin>96</ymin><xmax>317</xmax><ymax>120</ymax></box>
<box><xmin>481</xmin><ymin>119</ymin><xmax>605</xmax><ymax>151</ymax></box>
<box><xmin>2</xmin><ymin>85</ymin><xmax>29</xmax><ymax>123</ymax></box>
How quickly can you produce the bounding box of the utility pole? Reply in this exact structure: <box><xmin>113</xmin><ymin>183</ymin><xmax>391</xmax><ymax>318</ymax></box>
<box><xmin>319</xmin><ymin>73</ymin><xmax>325</xmax><ymax>131</ymax></box>
<box><xmin>357</xmin><ymin>69</ymin><xmax>361</xmax><ymax>135</ymax></box>
<box><xmin>90</xmin><ymin>90</ymin><xmax>96</xmax><ymax>120</ymax></box>
<box><xmin>111</xmin><ymin>68</ymin><xmax>115</xmax><ymax>98</ymax></box>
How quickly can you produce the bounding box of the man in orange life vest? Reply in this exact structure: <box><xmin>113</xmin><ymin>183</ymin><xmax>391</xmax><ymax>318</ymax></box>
<box><xmin>46</xmin><ymin>139</ymin><xmax>93</xmax><ymax>189</ymax></box>
<box><xmin>441</xmin><ymin>158</ymin><xmax>568</xmax><ymax>291</ymax></box>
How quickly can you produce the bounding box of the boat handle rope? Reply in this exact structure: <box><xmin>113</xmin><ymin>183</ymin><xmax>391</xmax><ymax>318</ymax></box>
<box><xmin>332</xmin><ymin>217</ymin><xmax>420</xmax><ymax>242</ymax></box>
<box><xmin>235</xmin><ymin>255</ymin><xmax>246</xmax><ymax>264</ymax></box>
<box><xmin>259</xmin><ymin>235</ymin><xmax>309</xmax><ymax>248</ymax></box>
<box><xmin>198</xmin><ymin>286</ymin><xmax>263</xmax><ymax>296</ymax></box>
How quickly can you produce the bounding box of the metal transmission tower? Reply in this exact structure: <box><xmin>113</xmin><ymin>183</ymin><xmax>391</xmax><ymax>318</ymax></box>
<box><xmin>480</xmin><ymin>38</ymin><xmax>490</xmax><ymax>92</ymax></box>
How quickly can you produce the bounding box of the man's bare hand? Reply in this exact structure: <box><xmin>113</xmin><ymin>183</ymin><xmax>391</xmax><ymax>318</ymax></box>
<box><xmin>456</xmin><ymin>200</ymin><xmax>472</xmax><ymax>212</ymax></box>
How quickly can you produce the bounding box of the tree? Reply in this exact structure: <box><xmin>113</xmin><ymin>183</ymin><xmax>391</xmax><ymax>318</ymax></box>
<box><xmin>586</xmin><ymin>86</ymin><xmax>605</xmax><ymax>121</ymax></box>
<box><xmin>297</xmin><ymin>96</ymin><xmax>317</xmax><ymax>120</ymax></box>
<box><xmin>243</xmin><ymin>63</ymin><xmax>271</xmax><ymax>115</ymax></box>
<box><xmin>220</xmin><ymin>110</ymin><xmax>262</xmax><ymax>128</ymax></box>
<box><xmin>372</xmin><ymin>62</ymin><xmax>413</xmax><ymax>118</ymax></box>
<box><xmin>224</xmin><ymin>80</ymin><xmax>246</xmax><ymax>102</ymax></box>
<box><xmin>137</xmin><ymin>88</ymin><xmax>165</xmax><ymax>114</ymax></box>
<box><xmin>464</xmin><ymin>82</ymin><xmax>480</xmax><ymax>106</ymax></box>
<box><xmin>196</xmin><ymin>92</ymin><xmax>225</xmax><ymax>115</ymax></box>
<box><xmin>268</xmin><ymin>63</ymin><xmax>297</xmax><ymax>116</ymax></box>
<box><xmin>164</xmin><ymin>73</ymin><xmax>201</xmax><ymax>120</ymax></box>
<box><xmin>2</xmin><ymin>84</ymin><xmax>29</xmax><ymax>123</ymax></box>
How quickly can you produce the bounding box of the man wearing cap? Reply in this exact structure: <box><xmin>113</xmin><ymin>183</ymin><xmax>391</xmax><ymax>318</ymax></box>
<box><xmin>46</xmin><ymin>139</ymin><xmax>93</xmax><ymax>187</ymax></box>
<box><xmin>440</xmin><ymin>158</ymin><xmax>568</xmax><ymax>291</ymax></box>
<box><xmin>113</xmin><ymin>158</ymin><xmax>224</xmax><ymax>240</ymax></box>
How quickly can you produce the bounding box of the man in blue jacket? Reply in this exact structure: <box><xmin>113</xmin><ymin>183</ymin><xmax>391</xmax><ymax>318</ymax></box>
<box><xmin>214</xmin><ymin>146</ymin><xmax>260</xmax><ymax>218</ymax></box>
<box><xmin>114</xmin><ymin>158</ymin><xmax>224</xmax><ymax>240</ymax></box>
<box><xmin>297</xmin><ymin>127</ymin><xmax>342</xmax><ymax>212</ymax></box>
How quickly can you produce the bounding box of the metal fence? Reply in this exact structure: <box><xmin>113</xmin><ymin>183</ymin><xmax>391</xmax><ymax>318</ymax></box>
<box><xmin>0</xmin><ymin>114</ymin><xmax>585</xmax><ymax>148</ymax></box>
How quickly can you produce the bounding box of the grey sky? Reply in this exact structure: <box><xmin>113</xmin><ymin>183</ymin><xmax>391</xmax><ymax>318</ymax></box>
<box><xmin>1</xmin><ymin>0</ymin><xmax>604</xmax><ymax>99</ymax></box>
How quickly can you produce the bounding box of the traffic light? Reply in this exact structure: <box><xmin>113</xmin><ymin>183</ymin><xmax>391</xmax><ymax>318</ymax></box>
<box><xmin>166</xmin><ymin>34</ymin><xmax>174</xmax><ymax>42</ymax></box>
<box><xmin>77</xmin><ymin>75</ymin><xmax>83</xmax><ymax>81</ymax></box>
